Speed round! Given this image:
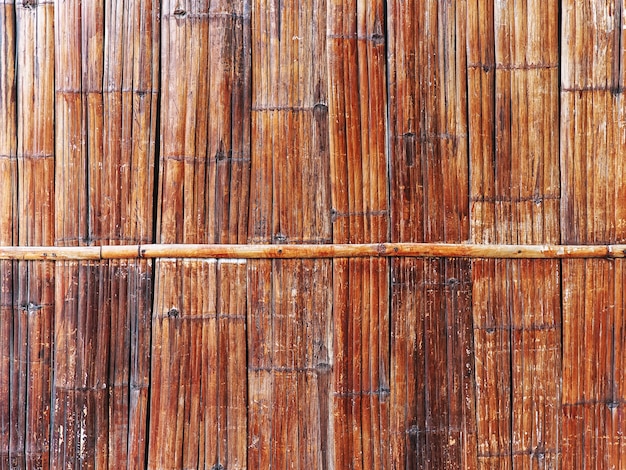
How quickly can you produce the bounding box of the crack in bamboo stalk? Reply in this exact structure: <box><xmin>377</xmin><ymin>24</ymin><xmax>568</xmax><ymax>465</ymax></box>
<box><xmin>0</xmin><ymin>243</ymin><xmax>623</xmax><ymax>260</ymax></box>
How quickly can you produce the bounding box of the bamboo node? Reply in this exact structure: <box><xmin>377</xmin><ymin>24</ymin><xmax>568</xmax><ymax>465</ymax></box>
<box><xmin>19</xmin><ymin>301</ymin><xmax>42</xmax><ymax>312</ymax></box>
<box><xmin>167</xmin><ymin>307</ymin><xmax>180</xmax><ymax>318</ymax></box>
<box><xmin>274</xmin><ymin>233</ymin><xmax>287</xmax><ymax>243</ymax></box>
<box><xmin>407</xmin><ymin>425</ymin><xmax>420</xmax><ymax>436</ymax></box>
<box><xmin>316</xmin><ymin>362</ymin><xmax>331</xmax><ymax>372</ymax></box>
<box><xmin>313</xmin><ymin>102</ymin><xmax>328</xmax><ymax>113</ymax></box>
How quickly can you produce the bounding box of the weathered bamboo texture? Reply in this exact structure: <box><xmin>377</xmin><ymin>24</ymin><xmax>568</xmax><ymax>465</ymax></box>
<box><xmin>561</xmin><ymin>2</ymin><xmax>626</xmax><ymax>467</ymax></box>
<box><xmin>467</xmin><ymin>1</ymin><xmax>562</xmax><ymax>468</ymax></box>
<box><xmin>53</xmin><ymin>0</ymin><xmax>158</xmax><ymax>467</ymax></box>
<box><xmin>148</xmin><ymin>259</ymin><xmax>246</xmax><ymax>469</ymax></box>
<box><xmin>0</xmin><ymin>3</ymin><xmax>57</xmax><ymax>468</ymax></box>
<box><xmin>0</xmin><ymin>2</ymin><xmax>17</xmax><ymax>468</ymax></box>
<box><xmin>388</xmin><ymin>1</ymin><xmax>477</xmax><ymax>468</ymax></box>
<box><xmin>3</xmin><ymin>2</ymin><xmax>626</xmax><ymax>469</ymax></box>
<box><xmin>327</xmin><ymin>0</ymin><xmax>390</xmax><ymax>468</ymax></box>
<box><xmin>248</xmin><ymin>0</ymin><xmax>332</xmax><ymax>467</ymax></box>
<box><xmin>149</xmin><ymin>1</ymin><xmax>250</xmax><ymax>468</ymax></box>
<box><xmin>156</xmin><ymin>0</ymin><xmax>251</xmax><ymax>245</ymax></box>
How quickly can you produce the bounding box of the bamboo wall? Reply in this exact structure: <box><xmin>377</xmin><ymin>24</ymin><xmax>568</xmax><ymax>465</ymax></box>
<box><xmin>0</xmin><ymin>1</ymin><xmax>625</xmax><ymax>468</ymax></box>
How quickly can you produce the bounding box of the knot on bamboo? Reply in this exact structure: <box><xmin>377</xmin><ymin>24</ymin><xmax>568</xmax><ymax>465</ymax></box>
<box><xmin>167</xmin><ymin>307</ymin><xmax>180</xmax><ymax>318</ymax></box>
<box><xmin>274</xmin><ymin>232</ymin><xmax>287</xmax><ymax>243</ymax></box>
<box><xmin>316</xmin><ymin>362</ymin><xmax>331</xmax><ymax>372</ymax></box>
<box><xmin>173</xmin><ymin>7</ymin><xmax>187</xmax><ymax>18</ymax></box>
<box><xmin>19</xmin><ymin>301</ymin><xmax>42</xmax><ymax>312</ymax></box>
<box><xmin>22</xmin><ymin>0</ymin><xmax>37</xmax><ymax>9</ymax></box>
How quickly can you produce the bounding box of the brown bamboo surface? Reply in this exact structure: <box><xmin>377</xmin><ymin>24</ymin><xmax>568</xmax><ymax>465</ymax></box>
<box><xmin>2</xmin><ymin>1</ymin><xmax>626</xmax><ymax>469</ymax></box>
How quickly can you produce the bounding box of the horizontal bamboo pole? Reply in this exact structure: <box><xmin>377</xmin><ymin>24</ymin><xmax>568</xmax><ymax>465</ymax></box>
<box><xmin>0</xmin><ymin>243</ymin><xmax>624</xmax><ymax>260</ymax></box>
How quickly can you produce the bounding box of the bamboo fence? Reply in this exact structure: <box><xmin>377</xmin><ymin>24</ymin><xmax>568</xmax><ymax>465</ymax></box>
<box><xmin>1</xmin><ymin>0</ymin><xmax>625</xmax><ymax>469</ymax></box>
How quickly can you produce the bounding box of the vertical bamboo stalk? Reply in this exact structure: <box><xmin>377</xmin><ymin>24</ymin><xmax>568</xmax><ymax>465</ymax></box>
<box><xmin>248</xmin><ymin>0</ymin><xmax>332</xmax><ymax>467</ymax></box>
<box><xmin>387</xmin><ymin>1</ymin><xmax>476</xmax><ymax>467</ymax></box>
<box><xmin>150</xmin><ymin>1</ymin><xmax>250</xmax><ymax>468</ymax></box>
<box><xmin>11</xmin><ymin>3</ymin><xmax>56</xmax><ymax>468</ymax></box>
<box><xmin>0</xmin><ymin>2</ymin><xmax>16</xmax><ymax>465</ymax></box>
<box><xmin>56</xmin><ymin>4</ymin><xmax>108</xmax><ymax>467</ymax></box>
<box><xmin>246</xmin><ymin>259</ymin><xmax>273</xmax><ymax>470</ymax></box>
<box><xmin>120</xmin><ymin>3</ymin><xmax>159</xmax><ymax>468</ymax></box>
<box><xmin>222</xmin><ymin>261</ymin><xmax>248</xmax><ymax>468</ymax></box>
<box><xmin>468</xmin><ymin>0</ymin><xmax>561</xmax><ymax>466</ymax></box>
<box><xmin>327</xmin><ymin>0</ymin><xmax>390</xmax><ymax>467</ymax></box>
<box><xmin>147</xmin><ymin>259</ymin><xmax>247</xmax><ymax>469</ymax></box>
<box><xmin>156</xmin><ymin>0</ymin><xmax>251</xmax><ymax>245</ymax></box>
<box><xmin>560</xmin><ymin>2</ymin><xmax>626</xmax><ymax>466</ymax></box>
<box><xmin>52</xmin><ymin>9</ymin><xmax>87</xmax><ymax>466</ymax></box>
<box><xmin>53</xmin><ymin>0</ymin><xmax>158</xmax><ymax>467</ymax></box>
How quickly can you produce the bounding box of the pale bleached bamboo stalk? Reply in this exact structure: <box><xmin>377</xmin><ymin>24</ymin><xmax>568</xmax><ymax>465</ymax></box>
<box><xmin>0</xmin><ymin>243</ymin><xmax>624</xmax><ymax>260</ymax></box>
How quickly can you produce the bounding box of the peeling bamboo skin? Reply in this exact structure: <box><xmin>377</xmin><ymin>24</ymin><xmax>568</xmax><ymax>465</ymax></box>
<box><xmin>1</xmin><ymin>1</ymin><xmax>626</xmax><ymax>469</ymax></box>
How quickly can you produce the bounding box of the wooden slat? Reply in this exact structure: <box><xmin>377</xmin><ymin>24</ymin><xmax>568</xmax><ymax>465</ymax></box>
<box><xmin>248</xmin><ymin>0</ymin><xmax>329</xmax><ymax>245</ymax></box>
<box><xmin>94</xmin><ymin>0</ymin><xmax>159</xmax><ymax>245</ymax></box>
<box><xmin>247</xmin><ymin>259</ymin><xmax>332</xmax><ymax>469</ymax></box>
<box><xmin>388</xmin><ymin>1</ymin><xmax>477</xmax><ymax>468</ymax></box>
<box><xmin>53</xmin><ymin>258</ymin><xmax>152</xmax><ymax>470</ymax></box>
<box><xmin>246</xmin><ymin>259</ymin><xmax>273</xmax><ymax>470</ymax></box>
<box><xmin>561</xmin><ymin>258</ymin><xmax>626</xmax><ymax>468</ymax></box>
